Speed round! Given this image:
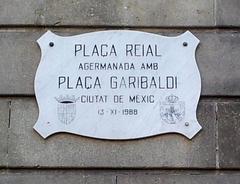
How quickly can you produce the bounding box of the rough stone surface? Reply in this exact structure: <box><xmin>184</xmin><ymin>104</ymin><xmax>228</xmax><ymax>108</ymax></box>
<box><xmin>45</xmin><ymin>0</ymin><xmax>214</xmax><ymax>27</ymax></box>
<box><xmin>1</xmin><ymin>30</ymin><xmax>240</xmax><ymax>96</ymax></box>
<box><xmin>0</xmin><ymin>1</ymin><xmax>45</xmax><ymax>25</ymax></box>
<box><xmin>218</xmin><ymin>102</ymin><xmax>240</xmax><ymax>168</ymax></box>
<box><xmin>0</xmin><ymin>31</ymin><xmax>41</xmax><ymax>95</ymax></box>
<box><xmin>0</xmin><ymin>99</ymin><xmax>9</xmax><ymax>167</ymax></box>
<box><xmin>0</xmin><ymin>0</ymin><xmax>214</xmax><ymax>26</ymax></box>
<box><xmin>118</xmin><ymin>170</ymin><xmax>240</xmax><ymax>184</ymax></box>
<box><xmin>1</xmin><ymin>170</ymin><xmax>240</xmax><ymax>184</ymax></box>
<box><xmin>195</xmin><ymin>31</ymin><xmax>240</xmax><ymax>96</ymax></box>
<box><xmin>0</xmin><ymin>170</ymin><xmax>115</xmax><ymax>184</ymax></box>
<box><xmin>216</xmin><ymin>0</ymin><xmax>240</xmax><ymax>26</ymax></box>
<box><xmin>8</xmin><ymin>98</ymin><xmax>215</xmax><ymax>168</ymax></box>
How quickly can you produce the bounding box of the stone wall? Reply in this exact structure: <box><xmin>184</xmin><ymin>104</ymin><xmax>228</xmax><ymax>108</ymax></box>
<box><xmin>0</xmin><ymin>0</ymin><xmax>240</xmax><ymax>183</ymax></box>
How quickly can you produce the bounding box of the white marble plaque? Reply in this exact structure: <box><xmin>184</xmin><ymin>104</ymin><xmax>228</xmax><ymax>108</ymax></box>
<box><xmin>34</xmin><ymin>30</ymin><xmax>202</xmax><ymax>140</ymax></box>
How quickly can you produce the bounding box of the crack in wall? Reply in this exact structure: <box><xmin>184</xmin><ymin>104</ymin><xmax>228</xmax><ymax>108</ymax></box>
<box><xmin>215</xmin><ymin>102</ymin><xmax>220</xmax><ymax>169</ymax></box>
<box><xmin>6</xmin><ymin>100</ymin><xmax>12</xmax><ymax>169</ymax></box>
<box><xmin>8</xmin><ymin>100</ymin><xmax>11</xmax><ymax>128</ymax></box>
<box><xmin>214</xmin><ymin>0</ymin><xmax>217</xmax><ymax>26</ymax></box>
<box><xmin>115</xmin><ymin>175</ymin><xmax>118</xmax><ymax>184</ymax></box>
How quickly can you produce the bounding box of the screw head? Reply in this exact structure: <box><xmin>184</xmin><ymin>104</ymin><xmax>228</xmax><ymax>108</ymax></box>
<box><xmin>49</xmin><ymin>42</ymin><xmax>54</xmax><ymax>47</ymax></box>
<box><xmin>185</xmin><ymin>122</ymin><xmax>189</xmax><ymax>126</ymax></box>
<box><xmin>183</xmin><ymin>42</ymin><xmax>188</xmax><ymax>47</ymax></box>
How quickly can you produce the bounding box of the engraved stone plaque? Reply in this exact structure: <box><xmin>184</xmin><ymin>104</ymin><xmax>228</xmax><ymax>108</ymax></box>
<box><xmin>34</xmin><ymin>30</ymin><xmax>202</xmax><ymax>139</ymax></box>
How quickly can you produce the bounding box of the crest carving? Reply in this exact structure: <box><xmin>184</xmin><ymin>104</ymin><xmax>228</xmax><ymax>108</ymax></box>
<box><xmin>55</xmin><ymin>95</ymin><xmax>79</xmax><ymax>125</ymax></box>
<box><xmin>160</xmin><ymin>95</ymin><xmax>185</xmax><ymax>124</ymax></box>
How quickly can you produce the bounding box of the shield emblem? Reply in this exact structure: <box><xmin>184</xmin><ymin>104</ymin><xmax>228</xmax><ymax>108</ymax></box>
<box><xmin>55</xmin><ymin>95</ymin><xmax>78</xmax><ymax>125</ymax></box>
<box><xmin>160</xmin><ymin>95</ymin><xmax>185</xmax><ymax>124</ymax></box>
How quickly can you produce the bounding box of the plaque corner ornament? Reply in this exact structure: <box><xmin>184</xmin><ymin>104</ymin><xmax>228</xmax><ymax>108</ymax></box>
<box><xmin>34</xmin><ymin>30</ymin><xmax>202</xmax><ymax>140</ymax></box>
<box><xmin>182</xmin><ymin>120</ymin><xmax>202</xmax><ymax>140</ymax></box>
<box><xmin>37</xmin><ymin>30</ymin><xmax>53</xmax><ymax>45</ymax></box>
<box><xmin>33</xmin><ymin>121</ymin><xmax>54</xmax><ymax>139</ymax></box>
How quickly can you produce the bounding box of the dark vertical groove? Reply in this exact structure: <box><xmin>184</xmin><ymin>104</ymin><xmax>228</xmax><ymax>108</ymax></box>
<box><xmin>215</xmin><ymin>102</ymin><xmax>220</xmax><ymax>169</ymax></box>
<box><xmin>6</xmin><ymin>100</ymin><xmax>12</xmax><ymax>168</ymax></box>
<box><xmin>8</xmin><ymin>101</ymin><xmax>11</xmax><ymax>129</ymax></box>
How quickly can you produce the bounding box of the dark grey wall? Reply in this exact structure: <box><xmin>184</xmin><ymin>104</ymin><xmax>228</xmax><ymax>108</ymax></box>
<box><xmin>0</xmin><ymin>0</ymin><xmax>240</xmax><ymax>183</ymax></box>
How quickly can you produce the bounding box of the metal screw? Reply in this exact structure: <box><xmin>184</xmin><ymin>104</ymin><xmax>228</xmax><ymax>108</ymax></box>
<box><xmin>183</xmin><ymin>42</ymin><xmax>188</xmax><ymax>47</ymax></box>
<box><xmin>185</xmin><ymin>122</ymin><xmax>189</xmax><ymax>126</ymax></box>
<box><xmin>49</xmin><ymin>42</ymin><xmax>54</xmax><ymax>47</ymax></box>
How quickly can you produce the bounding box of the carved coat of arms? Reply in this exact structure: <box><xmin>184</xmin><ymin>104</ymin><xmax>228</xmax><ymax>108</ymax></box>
<box><xmin>55</xmin><ymin>95</ymin><xmax>79</xmax><ymax>125</ymax></box>
<box><xmin>160</xmin><ymin>95</ymin><xmax>185</xmax><ymax>124</ymax></box>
